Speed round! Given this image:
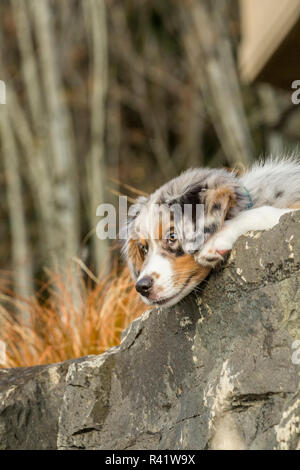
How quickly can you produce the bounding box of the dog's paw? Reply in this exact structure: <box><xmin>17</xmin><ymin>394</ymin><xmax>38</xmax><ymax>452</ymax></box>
<box><xmin>195</xmin><ymin>231</ymin><xmax>233</xmax><ymax>267</ymax></box>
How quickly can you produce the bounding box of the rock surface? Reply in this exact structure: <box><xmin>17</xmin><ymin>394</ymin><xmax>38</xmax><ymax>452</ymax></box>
<box><xmin>0</xmin><ymin>212</ymin><xmax>299</xmax><ymax>450</ymax></box>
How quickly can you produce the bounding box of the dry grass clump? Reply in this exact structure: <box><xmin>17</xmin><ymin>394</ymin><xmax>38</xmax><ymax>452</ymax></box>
<box><xmin>0</xmin><ymin>263</ymin><xmax>147</xmax><ymax>368</ymax></box>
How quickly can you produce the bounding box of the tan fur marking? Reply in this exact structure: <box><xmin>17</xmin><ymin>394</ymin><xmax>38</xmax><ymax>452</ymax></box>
<box><xmin>207</xmin><ymin>186</ymin><xmax>236</xmax><ymax>222</ymax></box>
<box><xmin>154</xmin><ymin>219</ymin><xmax>174</xmax><ymax>240</ymax></box>
<box><xmin>158</xmin><ymin>221</ymin><xmax>163</xmax><ymax>240</ymax></box>
<box><xmin>288</xmin><ymin>202</ymin><xmax>300</xmax><ymax>209</ymax></box>
<box><xmin>171</xmin><ymin>254</ymin><xmax>211</xmax><ymax>288</ymax></box>
<box><xmin>128</xmin><ymin>238</ymin><xmax>144</xmax><ymax>274</ymax></box>
<box><xmin>139</xmin><ymin>236</ymin><xmax>147</xmax><ymax>247</ymax></box>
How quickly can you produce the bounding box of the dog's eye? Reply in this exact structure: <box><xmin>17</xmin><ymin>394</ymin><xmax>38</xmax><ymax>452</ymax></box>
<box><xmin>138</xmin><ymin>242</ymin><xmax>148</xmax><ymax>256</ymax></box>
<box><xmin>167</xmin><ymin>231</ymin><xmax>177</xmax><ymax>245</ymax></box>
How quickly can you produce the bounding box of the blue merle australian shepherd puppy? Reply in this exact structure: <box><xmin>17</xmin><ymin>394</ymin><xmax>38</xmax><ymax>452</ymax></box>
<box><xmin>123</xmin><ymin>158</ymin><xmax>300</xmax><ymax>308</ymax></box>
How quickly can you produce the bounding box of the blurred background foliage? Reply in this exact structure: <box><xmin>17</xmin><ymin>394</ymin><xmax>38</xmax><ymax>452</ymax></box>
<box><xmin>0</xmin><ymin>0</ymin><xmax>300</xmax><ymax>364</ymax></box>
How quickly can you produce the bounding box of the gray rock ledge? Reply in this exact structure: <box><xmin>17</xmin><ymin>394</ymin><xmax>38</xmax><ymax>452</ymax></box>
<box><xmin>0</xmin><ymin>212</ymin><xmax>299</xmax><ymax>450</ymax></box>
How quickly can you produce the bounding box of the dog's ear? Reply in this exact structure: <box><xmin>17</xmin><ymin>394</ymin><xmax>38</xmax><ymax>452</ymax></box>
<box><xmin>171</xmin><ymin>184</ymin><xmax>236</xmax><ymax>253</ymax></box>
<box><xmin>169</xmin><ymin>184</ymin><xmax>206</xmax><ymax>253</ymax></box>
<box><xmin>128</xmin><ymin>196</ymin><xmax>148</xmax><ymax>219</ymax></box>
<box><xmin>120</xmin><ymin>196</ymin><xmax>148</xmax><ymax>278</ymax></box>
<box><xmin>202</xmin><ymin>186</ymin><xmax>236</xmax><ymax>237</ymax></box>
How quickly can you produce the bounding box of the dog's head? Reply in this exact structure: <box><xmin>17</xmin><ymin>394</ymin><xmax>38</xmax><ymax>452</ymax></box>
<box><xmin>123</xmin><ymin>168</ymin><xmax>242</xmax><ymax>307</ymax></box>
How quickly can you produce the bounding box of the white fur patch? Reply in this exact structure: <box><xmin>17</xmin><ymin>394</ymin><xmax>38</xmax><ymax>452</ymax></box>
<box><xmin>138</xmin><ymin>249</ymin><xmax>174</xmax><ymax>298</ymax></box>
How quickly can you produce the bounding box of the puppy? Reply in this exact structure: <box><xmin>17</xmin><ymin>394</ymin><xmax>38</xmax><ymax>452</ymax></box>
<box><xmin>123</xmin><ymin>158</ymin><xmax>300</xmax><ymax>308</ymax></box>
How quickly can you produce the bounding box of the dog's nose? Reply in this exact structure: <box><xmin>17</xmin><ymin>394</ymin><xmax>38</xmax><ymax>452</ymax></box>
<box><xmin>135</xmin><ymin>276</ymin><xmax>153</xmax><ymax>297</ymax></box>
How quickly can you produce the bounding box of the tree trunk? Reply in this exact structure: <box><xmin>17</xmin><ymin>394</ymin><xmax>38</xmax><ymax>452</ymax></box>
<box><xmin>0</xmin><ymin>101</ymin><xmax>34</xmax><ymax>319</ymax></box>
<box><xmin>83</xmin><ymin>0</ymin><xmax>109</xmax><ymax>274</ymax></box>
<box><xmin>30</xmin><ymin>0</ymin><xmax>80</xmax><ymax>272</ymax></box>
<box><xmin>181</xmin><ymin>0</ymin><xmax>254</xmax><ymax>167</ymax></box>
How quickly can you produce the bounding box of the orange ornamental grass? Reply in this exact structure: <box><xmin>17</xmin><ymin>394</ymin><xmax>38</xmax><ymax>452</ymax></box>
<box><xmin>0</xmin><ymin>262</ymin><xmax>148</xmax><ymax>368</ymax></box>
